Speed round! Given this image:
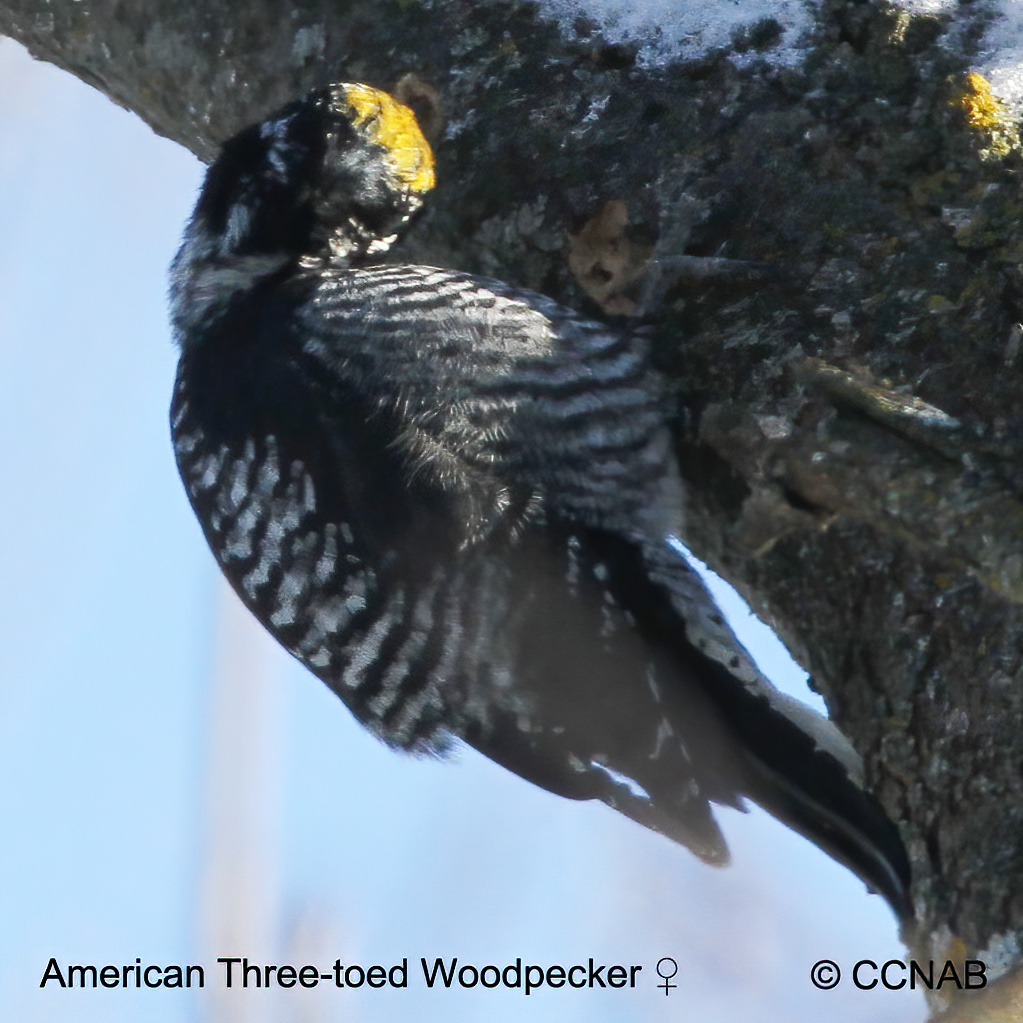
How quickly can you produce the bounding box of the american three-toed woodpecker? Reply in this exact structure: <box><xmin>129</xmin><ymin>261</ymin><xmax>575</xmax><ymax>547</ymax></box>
<box><xmin>169</xmin><ymin>83</ymin><xmax>910</xmax><ymax>916</ymax></box>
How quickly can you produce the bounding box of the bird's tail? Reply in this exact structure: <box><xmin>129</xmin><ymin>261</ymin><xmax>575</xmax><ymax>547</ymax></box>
<box><xmin>646</xmin><ymin>536</ymin><xmax>912</xmax><ymax>919</ymax></box>
<box><xmin>698</xmin><ymin>652</ymin><xmax>911</xmax><ymax>918</ymax></box>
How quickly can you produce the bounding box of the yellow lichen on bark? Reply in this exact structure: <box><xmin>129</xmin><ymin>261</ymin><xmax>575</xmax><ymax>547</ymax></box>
<box><xmin>954</xmin><ymin>73</ymin><xmax>1020</xmax><ymax>158</ymax></box>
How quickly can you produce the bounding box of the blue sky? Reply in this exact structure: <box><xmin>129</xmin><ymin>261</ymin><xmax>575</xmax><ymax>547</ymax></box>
<box><xmin>0</xmin><ymin>39</ymin><xmax>924</xmax><ymax>1023</ymax></box>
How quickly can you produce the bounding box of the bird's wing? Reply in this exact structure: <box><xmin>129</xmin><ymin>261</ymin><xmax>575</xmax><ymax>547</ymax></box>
<box><xmin>295</xmin><ymin>261</ymin><xmax>910</xmax><ymax>914</ymax></box>
<box><xmin>297</xmin><ymin>263</ymin><xmax>682</xmax><ymax>540</ymax></box>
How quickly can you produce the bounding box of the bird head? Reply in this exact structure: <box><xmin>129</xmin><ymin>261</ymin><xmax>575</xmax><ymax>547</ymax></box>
<box><xmin>189</xmin><ymin>82</ymin><xmax>436</xmax><ymax>265</ymax></box>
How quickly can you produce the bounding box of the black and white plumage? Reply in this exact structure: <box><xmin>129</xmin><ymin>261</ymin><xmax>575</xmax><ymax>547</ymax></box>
<box><xmin>169</xmin><ymin>83</ymin><xmax>910</xmax><ymax>915</ymax></box>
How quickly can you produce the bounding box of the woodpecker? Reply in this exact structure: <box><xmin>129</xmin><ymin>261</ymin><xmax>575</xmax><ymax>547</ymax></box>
<box><xmin>169</xmin><ymin>83</ymin><xmax>910</xmax><ymax>916</ymax></box>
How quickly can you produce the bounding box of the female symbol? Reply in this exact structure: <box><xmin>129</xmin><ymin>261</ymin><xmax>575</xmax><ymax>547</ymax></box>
<box><xmin>656</xmin><ymin>957</ymin><xmax>678</xmax><ymax>995</ymax></box>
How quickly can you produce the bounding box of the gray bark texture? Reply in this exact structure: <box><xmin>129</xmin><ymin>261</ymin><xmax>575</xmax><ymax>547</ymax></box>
<box><xmin>4</xmin><ymin>0</ymin><xmax>1022</xmax><ymax>1014</ymax></box>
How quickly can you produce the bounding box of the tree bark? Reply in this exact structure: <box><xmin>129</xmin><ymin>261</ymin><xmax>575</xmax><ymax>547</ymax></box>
<box><xmin>6</xmin><ymin>0</ymin><xmax>1023</xmax><ymax>1011</ymax></box>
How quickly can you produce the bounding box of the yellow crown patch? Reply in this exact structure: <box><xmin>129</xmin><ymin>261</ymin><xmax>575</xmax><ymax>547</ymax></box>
<box><xmin>335</xmin><ymin>83</ymin><xmax>436</xmax><ymax>196</ymax></box>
